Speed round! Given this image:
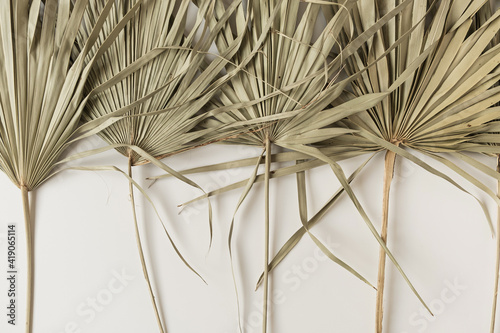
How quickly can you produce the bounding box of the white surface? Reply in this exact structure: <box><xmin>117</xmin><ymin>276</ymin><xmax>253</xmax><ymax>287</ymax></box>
<box><xmin>2</xmin><ymin>2</ymin><xmax>500</xmax><ymax>332</ymax></box>
<box><xmin>0</xmin><ymin>136</ymin><xmax>498</xmax><ymax>333</ymax></box>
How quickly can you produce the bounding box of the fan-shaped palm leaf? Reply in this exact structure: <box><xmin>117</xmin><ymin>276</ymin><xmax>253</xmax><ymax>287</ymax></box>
<box><xmin>74</xmin><ymin>1</ymin><xmax>244</xmax><ymax>331</ymax></box>
<box><xmin>0</xmin><ymin>1</ymin><xmax>144</xmax><ymax>332</ymax></box>
<box><xmin>303</xmin><ymin>1</ymin><xmax>500</xmax><ymax>331</ymax></box>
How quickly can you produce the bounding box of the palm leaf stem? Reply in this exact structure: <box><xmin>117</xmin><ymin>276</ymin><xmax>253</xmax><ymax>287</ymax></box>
<box><xmin>21</xmin><ymin>186</ymin><xmax>33</xmax><ymax>333</ymax></box>
<box><xmin>128</xmin><ymin>155</ymin><xmax>165</xmax><ymax>333</ymax></box>
<box><xmin>263</xmin><ymin>135</ymin><xmax>271</xmax><ymax>333</ymax></box>
<box><xmin>375</xmin><ymin>148</ymin><xmax>397</xmax><ymax>333</ymax></box>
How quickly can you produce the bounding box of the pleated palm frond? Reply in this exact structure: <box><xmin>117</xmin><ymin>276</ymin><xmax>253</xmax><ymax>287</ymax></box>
<box><xmin>261</xmin><ymin>1</ymin><xmax>500</xmax><ymax>331</ymax></box>
<box><xmin>73</xmin><ymin>1</ymin><xmax>243</xmax><ymax>331</ymax></box>
<box><xmin>171</xmin><ymin>0</ymin><xmax>441</xmax><ymax>331</ymax></box>
<box><xmin>0</xmin><ymin>1</ymin><xmax>142</xmax><ymax>332</ymax></box>
<box><xmin>77</xmin><ymin>0</ymin><xmax>239</xmax><ymax>165</ymax></box>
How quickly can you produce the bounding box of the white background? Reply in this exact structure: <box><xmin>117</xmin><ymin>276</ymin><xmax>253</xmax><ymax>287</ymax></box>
<box><xmin>2</xmin><ymin>1</ymin><xmax>500</xmax><ymax>332</ymax></box>
<box><xmin>0</xmin><ymin>136</ymin><xmax>498</xmax><ymax>333</ymax></box>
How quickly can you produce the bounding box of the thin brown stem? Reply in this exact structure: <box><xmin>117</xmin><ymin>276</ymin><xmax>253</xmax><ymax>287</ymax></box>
<box><xmin>376</xmin><ymin>149</ymin><xmax>397</xmax><ymax>333</ymax></box>
<box><xmin>21</xmin><ymin>186</ymin><xmax>33</xmax><ymax>333</ymax></box>
<box><xmin>262</xmin><ymin>137</ymin><xmax>271</xmax><ymax>333</ymax></box>
<box><xmin>128</xmin><ymin>157</ymin><xmax>165</xmax><ymax>333</ymax></box>
<box><xmin>490</xmin><ymin>154</ymin><xmax>500</xmax><ymax>333</ymax></box>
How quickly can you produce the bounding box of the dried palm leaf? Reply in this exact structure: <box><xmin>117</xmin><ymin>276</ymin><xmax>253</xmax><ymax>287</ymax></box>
<box><xmin>73</xmin><ymin>1</ymin><xmax>244</xmax><ymax>331</ymax></box>
<box><xmin>298</xmin><ymin>1</ymin><xmax>500</xmax><ymax>331</ymax></box>
<box><xmin>0</xmin><ymin>1</ymin><xmax>144</xmax><ymax>332</ymax></box>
